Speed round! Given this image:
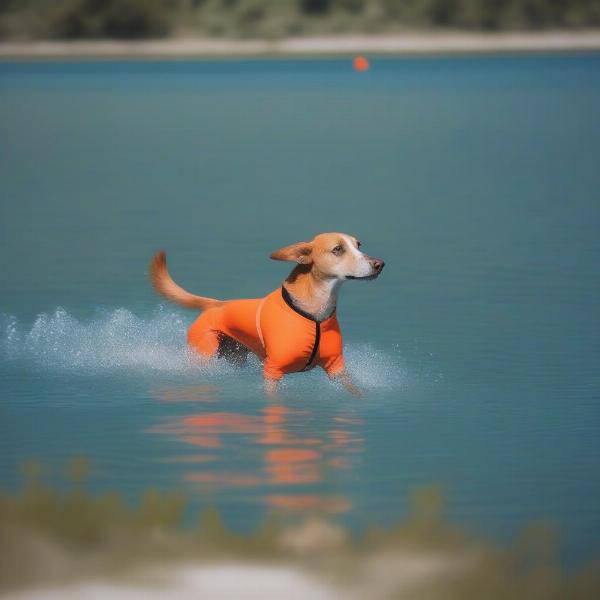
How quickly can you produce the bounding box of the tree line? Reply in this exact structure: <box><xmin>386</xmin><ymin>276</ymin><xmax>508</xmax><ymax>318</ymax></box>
<box><xmin>1</xmin><ymin>0</ymin><xmax>599</xmax><ymax>40</ymax></box>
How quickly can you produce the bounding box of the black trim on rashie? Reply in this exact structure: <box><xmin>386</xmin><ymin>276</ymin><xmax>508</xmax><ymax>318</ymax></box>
<box><xmin>281</xmin><ymin>286</ymin><xmax>319</xmax><ymax>322</ymax></box>
<box><xmin>281</xmin><ymin>286</ymin><xmax>336</xmax><ymax>323</ymax></box>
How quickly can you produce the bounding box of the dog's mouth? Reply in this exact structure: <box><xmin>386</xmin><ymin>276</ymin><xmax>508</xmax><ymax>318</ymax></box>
<box><xmin>346</xmin><ymin>272</ymin><xmax>382</xmax><ymax>281</ymax></box>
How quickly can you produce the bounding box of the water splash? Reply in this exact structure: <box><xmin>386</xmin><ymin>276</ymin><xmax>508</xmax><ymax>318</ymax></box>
<box><xmin>345</xmin><ymin>343</ymin><xmax>406</xmax><ymax>390</ymax></box>
<box><xmin>0</xmin><ymin>307</ymin><xmax>203</xmax><ymax>374</ymax></box>
<box><xmin>0</xmin><ymin>308</ymin><xmax>407</xmax><ymax>388</ymax></box>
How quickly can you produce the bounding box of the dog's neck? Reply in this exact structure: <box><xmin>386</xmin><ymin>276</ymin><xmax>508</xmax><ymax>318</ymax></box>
<box><xmin>283</xmin><ymin>265</ymin><xmax>343</xmax><ymax>321</ymax></box>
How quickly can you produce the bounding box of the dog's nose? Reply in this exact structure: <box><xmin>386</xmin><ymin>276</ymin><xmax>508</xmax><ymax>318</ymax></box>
<box><xmin>372</xmin><ymin>259</ymin><xmax>385</xmax><ymax>272</ymax></box>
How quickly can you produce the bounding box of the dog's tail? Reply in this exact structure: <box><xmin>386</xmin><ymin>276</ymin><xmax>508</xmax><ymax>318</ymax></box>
<box><xmin>149</xmin><ymin>251</ymin><xmax>224</xmax><ymax>311</ymax></box>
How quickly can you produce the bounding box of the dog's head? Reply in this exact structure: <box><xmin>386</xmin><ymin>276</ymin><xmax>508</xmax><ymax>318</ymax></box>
<box><xmin>270</xmin><ymin>232</ymin><xmax>384</xmax><ymax>281</ymax></box>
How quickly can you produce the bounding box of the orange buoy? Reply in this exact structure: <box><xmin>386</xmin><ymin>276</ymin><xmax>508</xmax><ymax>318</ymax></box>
<box><xmin>353</xmin><ymin>55</ymin><xmax>370</xmax><ymax>72</ymax></box>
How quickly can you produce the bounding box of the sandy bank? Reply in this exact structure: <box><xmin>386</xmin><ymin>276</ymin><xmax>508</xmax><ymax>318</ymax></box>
<box><xmin>4</xmin><ymin>564</ymin><xmax>343</xmax><ymax>600</ymax></box>
<box><xmin>1</xmin><ymin>31</ymin><xmax>600</xmax><ymax>59</ymax></box>
<box><xmin>3</xmin><ymin>552</ymin><xmax>475</xmax><ymax>600</ymax></box>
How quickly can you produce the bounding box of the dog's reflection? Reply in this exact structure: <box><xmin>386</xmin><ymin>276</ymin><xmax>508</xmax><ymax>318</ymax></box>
<box><xmin>148</xmin><ymin>385</ymin><xmax>362</xmax><ymax>515</ymax></box>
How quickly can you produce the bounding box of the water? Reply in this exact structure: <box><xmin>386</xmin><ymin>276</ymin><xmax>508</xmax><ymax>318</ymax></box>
<box><xmin>1</xmin><ymin>54</ymin><xmax>599</xmax><ymax>565</ymax></box>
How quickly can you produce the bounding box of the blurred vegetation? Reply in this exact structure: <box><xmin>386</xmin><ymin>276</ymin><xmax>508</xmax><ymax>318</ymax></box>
<box><xmin>1</xmin><ymin>458</ymin><xmax>600</xmax><ymax>597</ymax></box>
<box><xmin>0</xmin><ymin>0</ymin><xmax>599</xmax><ymax>40</ymax></box>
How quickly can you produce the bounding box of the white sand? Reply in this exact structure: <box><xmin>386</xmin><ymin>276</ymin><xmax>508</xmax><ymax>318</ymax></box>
<box><xmin>4</xmin><ymin>564</ymin><xmax>344</xmax><ymax>600</ymax></box>
<box><xmin>3</xmin><ymin>551</ymin><xmax>477</xmax><ymax>600</ymax></box>
<box><xmin>1</xmin><ymin>31</ymin><xmax>599</xmax><ymax>59</ymax></box>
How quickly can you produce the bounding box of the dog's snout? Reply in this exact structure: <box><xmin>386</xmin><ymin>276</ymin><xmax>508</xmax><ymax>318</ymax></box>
<box><xmin>372</xmin><ymin>259</ymin><xmax>385</xmax><ymax>272</ymax></box>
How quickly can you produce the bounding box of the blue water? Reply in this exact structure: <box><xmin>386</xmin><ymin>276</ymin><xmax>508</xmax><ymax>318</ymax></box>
<box><xmin>1</xmin><ymin>54</ymin><xmax>599</xmax><ymax>564</ymax></box>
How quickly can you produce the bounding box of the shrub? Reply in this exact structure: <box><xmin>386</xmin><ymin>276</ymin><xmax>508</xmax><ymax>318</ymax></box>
<box><xmin>53</xmin><ymin>0</ymin><xmax>170</xmax><ymax>39</ymax></box>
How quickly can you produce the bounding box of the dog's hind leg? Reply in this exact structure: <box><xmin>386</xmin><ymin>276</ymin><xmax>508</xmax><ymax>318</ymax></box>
<box><xmin>187</xmin><ymin>310</ymin><xmax>221</xmax><ymax>357</ymax></box>
<box><xmin>187</xmin><ymin>309</ymin><xmax>249</xmax><ymax>368</ymax></box>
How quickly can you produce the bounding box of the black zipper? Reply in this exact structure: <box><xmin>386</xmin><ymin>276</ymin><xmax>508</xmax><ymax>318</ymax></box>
<box><xmin>302</xmin><ymin>321</ymin><xmax>320</xmax><ymax>371</ymax></box>
<box><xmin>281</xmin><ymin>286</ymin><xmax>326</xmax><ymax>372</ymax></box>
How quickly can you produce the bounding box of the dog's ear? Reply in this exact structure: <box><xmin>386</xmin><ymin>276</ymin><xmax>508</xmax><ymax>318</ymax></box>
<box><xmin>270</xmin><ymin>241</ymin><xmax>313</xmax><ymax>264</ymax></box>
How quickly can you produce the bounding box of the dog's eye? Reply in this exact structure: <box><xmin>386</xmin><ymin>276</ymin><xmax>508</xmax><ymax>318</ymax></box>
<box><xmin>332</xmin><ymin>245</ymin><xmax>344</xmax><ymax>256</ymax></box>
<box><xmin>356</xmin><ymin>240</ymin><xmax>362</xmax><ymax>249</ymax></box>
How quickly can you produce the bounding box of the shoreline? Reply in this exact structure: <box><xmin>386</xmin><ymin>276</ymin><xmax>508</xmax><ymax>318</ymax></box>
<box><xmin>1</xmin><ymin>30</ymin><xmax>600</xmax><ymax>60</ymax></box>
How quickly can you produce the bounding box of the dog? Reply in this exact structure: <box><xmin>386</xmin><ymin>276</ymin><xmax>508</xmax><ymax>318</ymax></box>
<box><xmin>149</xmin><ymin>233</ymin><xmax>384</xmax><ymax>396</ymax></box>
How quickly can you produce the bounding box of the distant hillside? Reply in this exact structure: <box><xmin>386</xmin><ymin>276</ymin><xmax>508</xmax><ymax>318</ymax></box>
<box><xmin>1</xmin><ymin>0</ymin><xmax>599</xmax><ymax>40</ymax></box>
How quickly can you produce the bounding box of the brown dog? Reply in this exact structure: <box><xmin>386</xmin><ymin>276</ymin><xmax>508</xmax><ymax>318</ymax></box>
<box><xmin>150</xmin><ymin>233</ymin><xmax>384</xmax><ymax>396</ymax></box>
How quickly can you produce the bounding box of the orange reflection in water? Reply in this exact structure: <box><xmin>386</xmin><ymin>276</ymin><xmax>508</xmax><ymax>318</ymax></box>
<box><xmin>185</xmin><ymin>472</ymin><xmax>261</xmax><ymax>487</ymax></box>
<box><xmin>181</xmin><ymin>412</ymin><xmax>264</xmax><ymax>434</ymax></box>
<box><xmin>266</xmin><ymin>495</ymin><xmax>352</xmax><ymax>514</ymax></box>
<box><xmin>181</xmin><ymin>435</ymin><xmax>222</xmax><ymax>448</ymax></box>
<box><xmin>148</xmin><ymin>384</ymin><xmax>363</xmax><ymax>516</ymax></box>
<box><xmin>161</xmin><ymin>454</ymin><xmax>216</xmax><ymax>464</ymax></box>
<box><xmin>265</xmin><ymin>449</ymin><xmax>320</xmax><ymax>463</ymax></box>
<box><xmin>153</xmin><ymin>384</ymin><xmax>219</xmax><ymax>403</ymax></box>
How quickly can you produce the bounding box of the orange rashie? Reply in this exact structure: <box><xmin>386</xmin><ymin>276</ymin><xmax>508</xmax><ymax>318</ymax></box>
<box><xmin>187</xmin><ymin>287</ymin><xmax>345</xmax><ymax>381</ymax></box>
<box><xmin>353</xmin><ymin>55</ymin><xmax>370</xmax><ymax>72</ymax></box>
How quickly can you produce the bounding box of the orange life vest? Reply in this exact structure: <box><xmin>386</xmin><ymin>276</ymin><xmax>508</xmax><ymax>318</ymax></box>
<box><xmin>187</xmin><ymin>287</ymin><xmax>345</xmax><ymax>381</ymax></box>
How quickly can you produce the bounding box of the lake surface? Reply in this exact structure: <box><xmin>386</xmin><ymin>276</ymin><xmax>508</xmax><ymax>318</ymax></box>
<box><xmin>1</xmin><ymin>54</ymin><xmax>599</xmax><ymax>565</ymax></box>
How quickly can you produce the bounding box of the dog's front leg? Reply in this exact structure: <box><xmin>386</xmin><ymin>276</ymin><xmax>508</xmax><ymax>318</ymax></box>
<box><xmin>332</xmin><ymin>370</ymin><xmax>363</xmax><ymax>398</ymax></box>
<box><xmin>264</xmin><ymin>378</ymin><xmax>280</xmax><ymax>399</ymax></box>
<box><xmin>263</xmin><ymin>361</ymin><xmax>283</xmax><ymax>399</ymax></box>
